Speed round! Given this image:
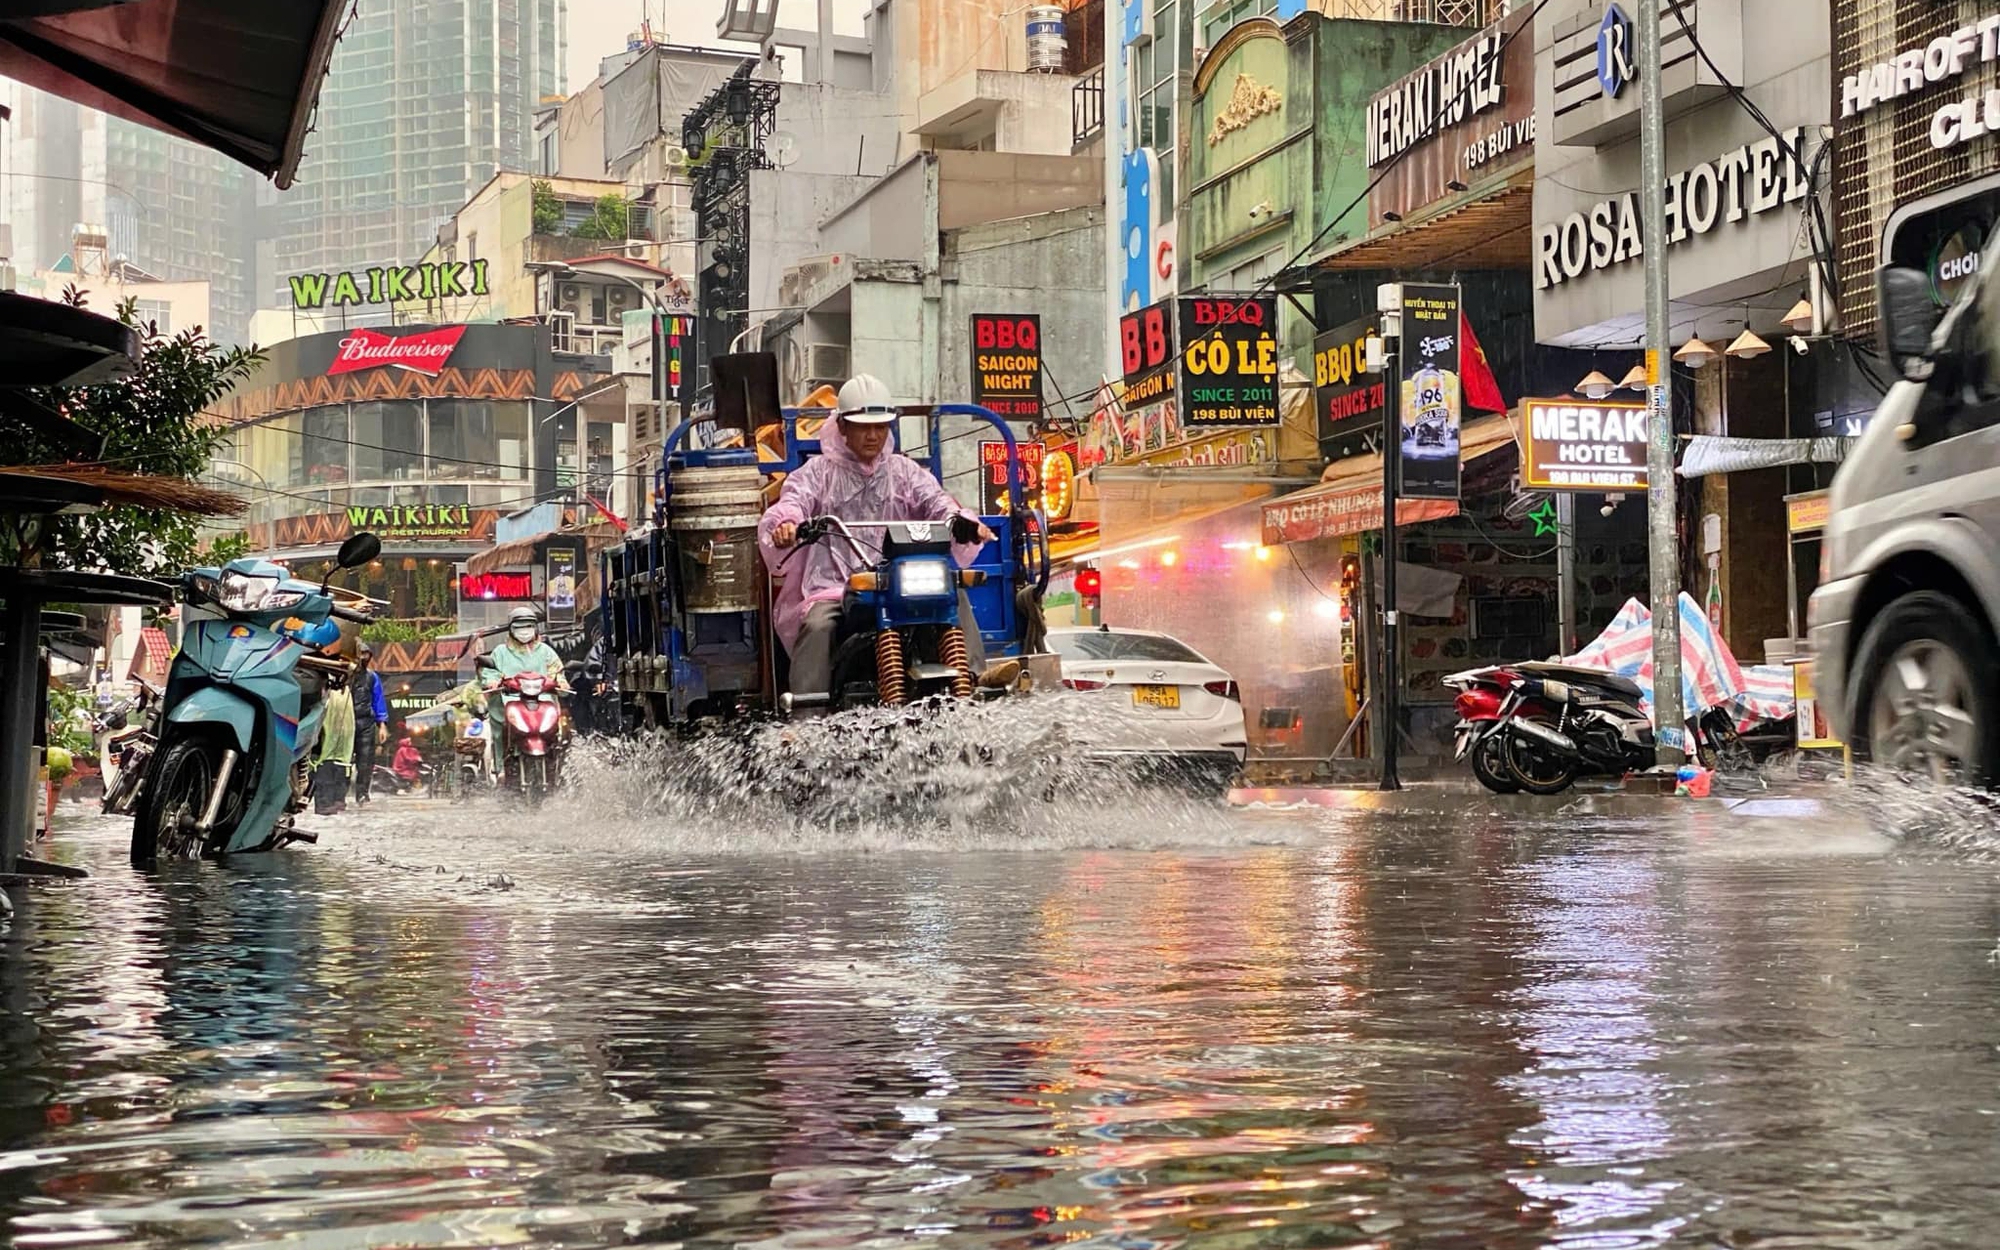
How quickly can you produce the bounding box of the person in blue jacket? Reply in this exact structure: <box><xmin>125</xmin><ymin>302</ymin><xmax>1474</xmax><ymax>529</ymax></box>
<box><xmin>351</xmin><ymin>642</ymin><xmax>389</xmax><ymax>805</ymax></box>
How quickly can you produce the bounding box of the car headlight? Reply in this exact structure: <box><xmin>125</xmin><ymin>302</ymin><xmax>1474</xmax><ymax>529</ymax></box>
<box><xmin>895</xmin><ymin>559</ymin><xmax>953</xmax><ymax>600</ymax></box>
<box><xmin>217</xmin><ymin>571</ymin><xmax>281</xmax><ymax>611</ymax></box>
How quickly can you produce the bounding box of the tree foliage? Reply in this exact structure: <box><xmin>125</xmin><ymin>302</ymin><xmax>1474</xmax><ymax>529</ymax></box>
<box><xmin>570</xmin><ymin>193</ymin><xmax>631</xmax><ymax>241</ymax></box>
<box><xmin>532</xmin><ymin>179</ymin><xmax>565</xmax><ymax>235</ymax></box>
<box><xmin>5</xmin><ymin>290</ymin><xmax>265</xmax><ymax>575</ymax></box>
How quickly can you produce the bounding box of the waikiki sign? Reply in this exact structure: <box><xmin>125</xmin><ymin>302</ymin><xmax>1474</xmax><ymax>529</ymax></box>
<box><xmin>289</xmin><ymin>259</ymin><xmax>492</xmax><ymax>310</ymax></box>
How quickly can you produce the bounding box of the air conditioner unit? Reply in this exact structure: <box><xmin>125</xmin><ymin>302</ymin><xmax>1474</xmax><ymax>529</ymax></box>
<box><xmin>605</xmin><ymin>285</ymin><xmax>639</xmax><ymax>317</ymax></box>
<box><xmin>663</xmin><ymin>144</ymin><xmax>688</xmax><ymax>170</ymax></box>
<box><xmin>556</xmin><ymin>282</ymin><xmax>588</xmax><ymax>318</ymax></box>
<box><xmin>805</xmin><ymin>342</ymin><xmax>849</xmax><ymax>384</ymax></box>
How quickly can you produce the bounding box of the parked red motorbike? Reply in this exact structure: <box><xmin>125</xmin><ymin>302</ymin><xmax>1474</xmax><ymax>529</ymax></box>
<box><xmin>1443</xmin><ymin>666</ymin><xmax>1558</xmax><ymax>794</ymax></box>
<box><xmin>491</xmin><ymin>671</ymin><xmax>568</xmax><ymax>807</ymax></box>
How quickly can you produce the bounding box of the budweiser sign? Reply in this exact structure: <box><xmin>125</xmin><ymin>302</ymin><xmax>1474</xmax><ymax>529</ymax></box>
<box><xmin>327</xmin><ymin>325</ymin><xmax>468</xmax><ymax>377</ymax></box>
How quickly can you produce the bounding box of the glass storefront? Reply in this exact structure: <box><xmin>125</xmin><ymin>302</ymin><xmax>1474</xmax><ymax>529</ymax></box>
<box><xmin>224</xmin><ymin>397</ymin><xmax>536</xmax><ymax>526</ymax></box>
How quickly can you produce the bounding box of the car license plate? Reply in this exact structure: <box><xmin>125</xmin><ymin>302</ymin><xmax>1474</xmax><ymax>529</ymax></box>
<box><xmin>1133</xmin><ymin>684</ymin><xmax>1180</xmax><ymax>709</ymax></box>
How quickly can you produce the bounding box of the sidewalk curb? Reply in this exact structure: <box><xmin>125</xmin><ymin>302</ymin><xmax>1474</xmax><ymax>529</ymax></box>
<box><xmin>1227</xmin><ymin>784</ymin><xmax>1837</xmax><ymax>819</ymax></box>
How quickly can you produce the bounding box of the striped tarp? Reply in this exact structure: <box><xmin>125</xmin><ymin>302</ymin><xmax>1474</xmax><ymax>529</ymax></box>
<box><xmin>1566</xmin><ymin>593</ymin><xmax>1794</xmax><ymax>729</ymax></box>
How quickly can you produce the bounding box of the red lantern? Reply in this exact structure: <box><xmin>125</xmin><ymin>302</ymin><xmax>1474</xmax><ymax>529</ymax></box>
<box><xmin>1075</xmin><ymin>567</ymin><xmax>1102</xmax><ymax>598</ymax></box>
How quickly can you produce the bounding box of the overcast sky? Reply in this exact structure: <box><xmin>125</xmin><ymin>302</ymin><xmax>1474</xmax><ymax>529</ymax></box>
<box><xmin>567</xmin><ymin>0</ymin><xmax>872</xmax><ymax>92</ymax></box>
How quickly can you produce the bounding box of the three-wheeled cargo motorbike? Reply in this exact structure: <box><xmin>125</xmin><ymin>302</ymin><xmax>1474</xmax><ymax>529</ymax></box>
<box><xmin>601</xmin><ymin>368</ymin><xmax>1050</xmax><ymax>731</ymax></box>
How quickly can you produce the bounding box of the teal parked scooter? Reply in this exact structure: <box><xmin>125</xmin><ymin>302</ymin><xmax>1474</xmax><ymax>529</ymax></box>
<box><xmin>130</xmin><ymin>533</ymin><xmax>381</xmax><ymax>866</ymax></box>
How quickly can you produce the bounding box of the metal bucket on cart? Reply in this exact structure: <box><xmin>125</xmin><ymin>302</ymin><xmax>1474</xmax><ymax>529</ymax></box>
<box><xmin>667</xmin><ymin>454</ymin><xmax>763</xmax><ymax>613</ymax></box>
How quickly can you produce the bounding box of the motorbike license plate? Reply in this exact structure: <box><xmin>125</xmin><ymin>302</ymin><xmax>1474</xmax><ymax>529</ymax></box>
<box><xmin>1133</xmin><ymin>684</ymin><xmax>1180</xmax><ymax>709</ymax></box>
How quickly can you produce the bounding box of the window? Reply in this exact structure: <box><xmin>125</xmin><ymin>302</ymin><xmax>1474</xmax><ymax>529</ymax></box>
<box><xmin>350</xmin><ymin>401</ymin><xmax>424</xmax><ymax>482</ymax></box>
<box><xmin>539</xmin><ymin>129</ymin><xmax>558</xmax><ymax>175</ymax></box>
<box><xmin>133</xmin><ymin>299</ymin><xmax>173</xmax><ymax>334</ymax></box>
<box><xmin>1052</xmin><ymin>630</ymin><xmax>1208</xmax><ymax>663</ymax></box>
<box><xmin>1216</xmin><ymin>247</ymin><xmax>1286</xmax><ymax>293</ymax></box>
<box><xmin>301</xmin><ymin>407</ymin><xmax>349</xmax><ymax>486</ymax></box>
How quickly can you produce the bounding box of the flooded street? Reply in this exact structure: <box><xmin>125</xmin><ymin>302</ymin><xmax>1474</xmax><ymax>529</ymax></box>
<box><xmin>5</xmin><ymin>774</ymin><xmax>2000</xmax><ymax>1248</ymax></box>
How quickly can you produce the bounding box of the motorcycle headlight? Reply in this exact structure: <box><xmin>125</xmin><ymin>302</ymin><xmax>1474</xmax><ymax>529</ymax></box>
<box><xmin>217</xmin><ymin>571</ymin><xmax>282</xmax><ymax>611</ymax></box>
<box><xmin>895</xmin><ymin>559</ymin><xmax>953</xmax><ymax>600</ymax></box>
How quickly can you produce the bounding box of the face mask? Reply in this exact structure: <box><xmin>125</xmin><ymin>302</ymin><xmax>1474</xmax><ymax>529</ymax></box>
<box><xmin>511</xmin><ymin>626</ymin><xmax>536</xmax><ymax>643</ymax></box>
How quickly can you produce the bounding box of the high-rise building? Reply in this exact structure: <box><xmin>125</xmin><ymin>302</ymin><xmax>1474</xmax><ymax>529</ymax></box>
<box><xmin>273</xmin><ymin>0</ymin><xmax>567</xmax><ymax>293</ymax></box>
<box><xmin>0</xmin><ymin>82</ymin><xmax>258</xmax><ymax>341</ymax></box>
<box><xmin>1</xmin><ymin>0</ymin><xmax>563</xmax><ymax>343</ymax></box>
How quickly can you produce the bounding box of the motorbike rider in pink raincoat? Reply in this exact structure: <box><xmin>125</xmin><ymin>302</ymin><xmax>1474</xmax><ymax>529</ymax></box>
<box><xmin>758</xmin><ymin>375</ymin><xmax>1007</xmax><ymax>701</ymax></box>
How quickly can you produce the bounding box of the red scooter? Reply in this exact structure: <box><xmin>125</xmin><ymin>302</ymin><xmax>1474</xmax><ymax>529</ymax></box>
<box><xmin>490</xmin><ymin>671</ymin><xmax>568</xmax><ymax>807</ymax></box>
<box><xmin>1443</xmin><ymin>666</ymin><xmax>1557</xmax><ymax>794</ymax></box>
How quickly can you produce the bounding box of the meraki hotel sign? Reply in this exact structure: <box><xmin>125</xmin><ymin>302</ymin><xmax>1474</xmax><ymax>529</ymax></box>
<box><xmin>288</xmin><ymin>259</ymin><xmax>492</xmax><ymax>310</ymax></box>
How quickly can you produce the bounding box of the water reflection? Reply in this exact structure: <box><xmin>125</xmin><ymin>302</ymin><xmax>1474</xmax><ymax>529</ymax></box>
<box><xmin>0</xmin><ymin>801</ymin><xmax>1996</xmax><ymax>1248</ymax></box>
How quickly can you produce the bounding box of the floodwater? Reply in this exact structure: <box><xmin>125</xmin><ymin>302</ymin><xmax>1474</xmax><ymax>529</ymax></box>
<box><xmin>6</xmin><ymin>741</ymin><xmax>2000</xmax><ymax>1248</ymax></box>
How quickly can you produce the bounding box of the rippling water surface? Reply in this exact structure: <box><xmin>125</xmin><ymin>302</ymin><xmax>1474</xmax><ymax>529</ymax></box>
<box><xmin>6</xmin><ymin>757</ymin><xmax>2000</xmax><ymax>1248</ymax></box>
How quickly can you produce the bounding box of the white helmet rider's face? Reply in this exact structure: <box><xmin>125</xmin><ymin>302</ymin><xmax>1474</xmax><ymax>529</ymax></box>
<box><xmin>511</xmin><ymin>620</ymin><xmax>538</xmax><ymax>643</ymax></box>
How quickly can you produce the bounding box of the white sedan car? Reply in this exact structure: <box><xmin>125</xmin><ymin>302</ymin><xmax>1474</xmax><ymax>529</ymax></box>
<box><xmin>1047</xmin><ymin>626</ymin><xmax>1248</xmax><ymax>787</ymax></box>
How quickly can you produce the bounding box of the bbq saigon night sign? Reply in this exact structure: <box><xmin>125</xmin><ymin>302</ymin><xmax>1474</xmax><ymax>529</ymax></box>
<box><xmin>289</xmin><ymin>259</ymin><xmax>493</xmax><ymax>310</ymax></box>
<box><xmin>970</xmin><ymin>314</ymin><xmax>1044</xmax><ymax>420</ymax></box>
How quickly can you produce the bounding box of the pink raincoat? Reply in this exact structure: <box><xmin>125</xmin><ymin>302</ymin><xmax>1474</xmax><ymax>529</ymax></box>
<box><xmin>757</xmin><ymin>420</ymin><xmax>983</xmax><ymax>654</ymax></box>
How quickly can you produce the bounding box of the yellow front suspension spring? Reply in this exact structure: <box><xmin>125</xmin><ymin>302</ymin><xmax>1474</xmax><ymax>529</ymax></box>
<box><xmin>875</xmin><ymin>630</ymin><xmax>908</xmax><ymax>706</ymax></box>
<box><xmin>938</xmin><ymin>627</ymin><xmax>974</xmax><ymax>699</ymax></box>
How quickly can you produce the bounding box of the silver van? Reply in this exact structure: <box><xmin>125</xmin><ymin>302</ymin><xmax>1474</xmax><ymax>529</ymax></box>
<box><xmin>1808</xmin><ymin>257</ymin><xmax>2000</xmax><ymax>783</ymax></box>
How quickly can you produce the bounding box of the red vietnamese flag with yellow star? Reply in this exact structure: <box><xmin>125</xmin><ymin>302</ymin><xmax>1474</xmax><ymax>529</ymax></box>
<box><xmin>1460</xmin><ymin>312</ymin><xmax>1507</xmax><ymax>415</ymax></box>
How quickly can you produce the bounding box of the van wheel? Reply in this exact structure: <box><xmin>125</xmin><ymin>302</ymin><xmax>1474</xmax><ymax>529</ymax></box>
<box><xmin>1851</xmin><ymin>591</ymin><xmax>2000</xmax><ymax>786</ymax></box>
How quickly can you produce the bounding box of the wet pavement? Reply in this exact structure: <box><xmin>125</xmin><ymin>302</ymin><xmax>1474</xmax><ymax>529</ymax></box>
<box><xmin>5</xmin><ymin>751</ymin><xmax>2000</xmax><ymax>1248</ymax></box>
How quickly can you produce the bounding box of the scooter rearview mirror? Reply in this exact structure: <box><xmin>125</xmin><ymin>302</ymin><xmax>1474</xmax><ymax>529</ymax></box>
<box><xmin>336</xmin><ymin>532</ymin><xmax>382</xmax><ymax>570</ymax></box>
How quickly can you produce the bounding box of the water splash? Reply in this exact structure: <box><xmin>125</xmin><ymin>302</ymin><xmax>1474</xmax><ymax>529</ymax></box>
<box><xmin>553</xmin><ymin>691</ymin><xmax>1285</xmax><ymax>854</ymax></box>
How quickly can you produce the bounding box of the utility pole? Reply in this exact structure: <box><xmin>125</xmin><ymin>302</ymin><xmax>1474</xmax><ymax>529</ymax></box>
<box><xmin>1637</xmin><ymin>0</ymin><xmax>1684</xmax><ymax>765</ymax></box>
<box><xmin>1376</xmin><ymin>283</ymin><xmax>1402</xmax><ymax>792</ymax></box>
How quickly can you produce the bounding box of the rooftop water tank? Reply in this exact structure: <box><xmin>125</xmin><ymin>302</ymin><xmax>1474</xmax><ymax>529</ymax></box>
<box><xmin>1025</xmin><ymin>5</ymin><xmax>1067</xmax><ymax>73</ymax></box>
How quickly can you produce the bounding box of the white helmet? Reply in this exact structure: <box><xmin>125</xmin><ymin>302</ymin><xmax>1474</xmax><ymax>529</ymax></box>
<box><xmin>836</xmin><ymin>374</ymin><xmax>898</xmax><ymax>424</ymax></box>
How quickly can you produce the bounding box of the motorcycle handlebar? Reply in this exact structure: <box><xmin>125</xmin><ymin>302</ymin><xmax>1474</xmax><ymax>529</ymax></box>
<box><xmin>331</xmin><ymin>605</ymin><xmax>372</xmax><ymax>623</ymax></box>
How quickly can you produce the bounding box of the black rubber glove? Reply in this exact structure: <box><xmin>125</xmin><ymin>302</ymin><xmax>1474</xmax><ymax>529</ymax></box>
<box><xmin>951</xmin><ymin>514</ymin><xmax>984</xmax><ymax>544</ymax></box>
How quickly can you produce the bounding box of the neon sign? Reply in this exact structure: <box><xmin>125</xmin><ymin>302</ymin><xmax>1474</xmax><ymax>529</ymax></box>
<box><xmin>458</xmin><ymin>571</ymin><xmax>534</xmax><ymax>600</ymax></box>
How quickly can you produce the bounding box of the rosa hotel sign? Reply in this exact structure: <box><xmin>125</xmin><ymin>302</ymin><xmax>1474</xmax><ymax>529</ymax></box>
<box><xmin>1535</xmin><ymin>127</ymin><xmax>1812</xmax><ymax>289</ymax></box>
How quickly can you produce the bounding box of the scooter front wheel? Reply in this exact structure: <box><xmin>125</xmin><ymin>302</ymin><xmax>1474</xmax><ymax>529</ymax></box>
<box><xmin>131</xmin><ymin>734</ymin><xmax>231</xmax><ymax>866</ymax></box>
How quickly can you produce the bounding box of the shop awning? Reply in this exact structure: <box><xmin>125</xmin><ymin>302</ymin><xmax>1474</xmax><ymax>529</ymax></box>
<box><xmin>0</xmin><ymin>0</ymin><xmax>347</xmax><ymax>187</ymax></box>
<box><xmin>1677</xmin><ymin>435</ymin><xmax>1856</xmax><ymax>477</ymax></box>
<box><xmin>1261</xmin><ymin>413</ymin><xmax>1518</xmax><ymax>546</ymax></box>
<box><xmin>1313</xmin><ymin>174</ymin><xmax>1534</xmax><ymax>272</ymax></box>
<box><xmin>466</xmin><ymin>531</ymin><xmax>554</xmax><ymax>578</ymax></box>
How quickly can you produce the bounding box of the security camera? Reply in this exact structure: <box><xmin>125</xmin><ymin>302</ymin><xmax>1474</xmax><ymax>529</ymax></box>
<box><xmin>1790</xmin><ymin>335</ymin><xmax>1811</xmax><ymax>356</ymax></box>
<box><xmin>1248</xmin><ymin>200</ymin><xmax>1273</xmax><ymax>221</ymax></box>
<box><xmin>1601</xmin><ymin>492</ymin><xmax>1625</xmax><ymax>519</ymax></box>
